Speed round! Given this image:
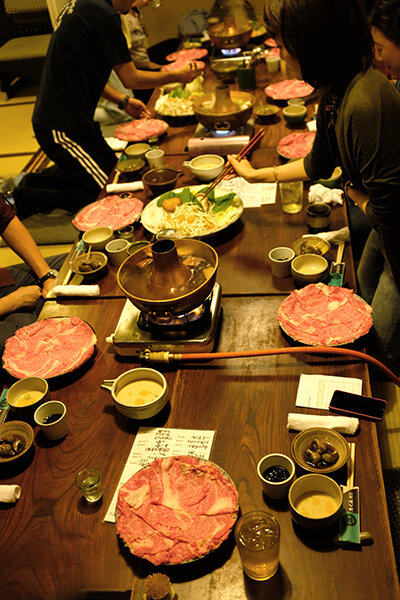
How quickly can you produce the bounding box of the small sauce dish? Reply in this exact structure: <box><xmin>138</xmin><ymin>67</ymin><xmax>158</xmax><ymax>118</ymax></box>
<box><xmin>291</xmin><ymin>253</ymin><xmax>328</xmax><ymax>285</ymax></box>
<box><xmin>282</xmin><ymin>105</ymin><xmax>307</xmax><ymax>124</ymax></box>
<box><xmin>257</xmin><ymin>453</ymin><xmax>295</xmax><ymax>499</ymax></box>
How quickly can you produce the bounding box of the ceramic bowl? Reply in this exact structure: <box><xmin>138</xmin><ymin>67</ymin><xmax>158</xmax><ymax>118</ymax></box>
<box><xmin>315</xmin><ymin>166</ymin><xmax>342</xmax><ymax>189</ymax></box>
<box><xmin>82</xmin><ymin>226</ymin><xmax>114</xmax><ymax>251</ymax></box>
<box><xmin>183</xmin><ymin>154</ymin><xmax>225</xmax><ymax>182</ymax></box>
<box><xmin>211</xmin><ymin>60</ymin><xmax>238</xmax><ymax>83</ymax></box>
<box><xmin>125</xmin><ymin>143</ymin><xmax>151</xmax><ymax>159</ymax></box>
<box><xmin>117</xmin><ymin>158</ymin><xmax>145</xmax><ymax>179</ymax></box>
<box><xmin>282</xmin><ymin>104</ymin><xmax>307</xmax><ymax>124</ymax></box>
<box><xmin>291</xmin><ymin>253</ymin><xmax>329</xmax><ymax>285</ymax></box>
<box><xmin>7</xmin><ymin>377</ymin><xmax>50</xmax><ymax>421</ymax></box>
<box><xmin>142</xmin><ymin>168</ymin><xmax>182</xmax><ymax>195</ymax></box>
<box><xmin>292</xmin><ymin>236</ymin><xmax>331</xmax><ymax>257</ymax></box>
<box><xmin>254</xmin><ymin>104</ymin><xmax>280</xmax><ymax>122</ymax></box>
<box><xmin>257</xmin><ymin>453</ymin><xmax>296</xmax><ymax>499</ymax></box>
<box><xmin>291</xmin><ymin>427</ymin><xmax>350</xmax><ymax>474</ymax></box>
<box><xmin>288</xmin><ymin>474</ymin><xmax>343</xmax><ymax>530</ymax></box>
<box><xmin>0</xmin><ymin>421</ymin><xmax>34</xmax><ymax>463</ymax></box>
<box><xmin>70</xmin><ymin>251</ymin><xmax>108</xmax><ymax>281</ymax></box>
<box><xmin>101</xmin><ymin>368</ymin><xmax>168</xmax><ymax>420</ymax></box>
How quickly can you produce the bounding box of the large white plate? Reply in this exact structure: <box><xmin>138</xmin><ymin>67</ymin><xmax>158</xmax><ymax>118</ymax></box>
<box><xmin>140</xmin><ymin>185</ymin><xmax>243</xmax><ymax>238</ymax></box>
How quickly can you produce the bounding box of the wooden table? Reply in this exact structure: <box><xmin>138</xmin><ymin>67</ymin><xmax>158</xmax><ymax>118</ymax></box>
<box><xmin>1</xmin><ymin>61</ymin><xmax>399</xmax><ymax>600</ymax></box>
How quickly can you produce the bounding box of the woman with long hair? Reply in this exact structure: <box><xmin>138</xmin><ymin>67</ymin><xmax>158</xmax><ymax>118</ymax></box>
<box><xmin>228</xmin><ymin>0</ymin><xmax>400</xmax><ymax>373</ymax></box>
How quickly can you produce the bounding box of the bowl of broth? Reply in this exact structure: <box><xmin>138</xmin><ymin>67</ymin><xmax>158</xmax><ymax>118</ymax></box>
<box><xmin>183</xmin><ymin>154</ymin><xmax>225</xmax><ymax>182</ymax></box>
<box><xmin>101</xmin><ymin>368</ymin><xmax>168</xmax><ymax>419</ymax></box>
<box><xmin>7</xmin><ymin>376</ymin><xmax>50</xmax><ymax>421</ymax></box>
<box><xmin>288</xmin><ymin>474</ymin><xmax>343</xmax><ymax>530</ymax></box>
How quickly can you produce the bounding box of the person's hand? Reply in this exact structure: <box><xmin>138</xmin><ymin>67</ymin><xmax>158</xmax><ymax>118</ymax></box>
<box><xmin>227</xmin><ymin>155</ymin><xmax>258</xmax><ymax>182</ymax></box>
<box><xmin>42</xmin><ymin>277</ymin><xmax>56</xmax><ymax>299</ymax></box>
<box><xmin>175</xmin><ymin>62</ymin><xmax>203</xmax><ymax>84</ymax></box>
<box><xmin>124</xmin><ymin>98</ymin><xmax>151</xmax><ymax>119</ymax></box>
<box><xmin>12</xmin><ymin>286</ymin><xmax>42</xmax><ymax>310</ymax></box>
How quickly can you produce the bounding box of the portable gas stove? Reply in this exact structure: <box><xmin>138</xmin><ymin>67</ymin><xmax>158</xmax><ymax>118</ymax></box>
<box><xmin>187</xmin><ymin>119</ymin><xmax>254</xmax><ymax>156</ymax></box>
<box><xmin>110</xmin><ymin>283</ymin><xmax>222</xmax><ymax>356</ymax></box>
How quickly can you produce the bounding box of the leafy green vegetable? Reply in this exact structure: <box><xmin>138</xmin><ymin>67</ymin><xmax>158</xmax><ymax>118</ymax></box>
<box><xmin>157</xmin><ymin>187</ymin><xmax>235</xmax><ymax>213</ymax></box>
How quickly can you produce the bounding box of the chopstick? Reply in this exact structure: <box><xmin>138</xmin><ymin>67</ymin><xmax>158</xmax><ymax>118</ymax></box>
<box><xmin>346</xmin><ymin>442</ymin><xmax>356</xmax><ymax>489</ymax></box>
<box><xmin>199</xmin><ymin>129</ymin><xmax>265</xmax><ymax>198</ymax></box>
<box><xmin>336</xmin><ymin>242</ymin><xmax>345</xmax><ymax>264</ymax></box>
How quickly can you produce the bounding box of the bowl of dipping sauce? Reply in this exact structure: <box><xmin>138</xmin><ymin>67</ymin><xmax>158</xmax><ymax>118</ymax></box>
<box><xmin>183</xmin><ymin>154</ymin><xmax>225</xmax><ymax>182</ymax></box>
<box><xmin>254</xmin><ymin>104</ymin><xmax>280</xmax><ymax>122</ymax></box>
<box><xmin>101</xmin><ymin>367</ymin><xmax>168</xmax><ymax>419</ymax></box>
<box><xmin>125</xmin><ymin>142</ymin><xmax>151</xmax><ymax>160</ymax></box>
<box><xmin>257</xmin><ymin>453</ymin><xmax>295</xmax><ymax>499</ymax></box>
<box><xmin>290</xmin><ymin>253</ymin><xmax>329</xmax><ymax>286</ymax></box>
<box><xmin>70</xmin><ymin>251</ymin><xmax>108</xmax><ymax>281</ymax></box>
<box><xmin>282</xmin><ymin>104</ymin><xmax>307</xmax><ymax>124</ymax></box>
<box><xmin>288</xmin><ymin>473</ymin><xmax>343</xmax><ymax>530</ymax></box>
<box><xmin>117</xmin><ymin>157</ymin><xmax>145</xmax><ymax>180</ymax></box>
<box><xmin>142</xmin><ymin>168</ymin><xmax>182</xmax><ymax>195</ymax></box>
<box><xmin>7</xmin><ymin>376</ymin><xmax>50</xmax><ymax>422</ymax></box>
<box><xmin>82</xmin><ymin>226</ymin><xmax>114</xmax><ymax>251</ymax></box>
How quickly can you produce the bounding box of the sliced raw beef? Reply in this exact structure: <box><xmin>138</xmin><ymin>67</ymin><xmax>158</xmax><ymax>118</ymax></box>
<box><xmin>277</xmin><ymin>132</ymin><xmax>316</xmax><ymax>160</ymax></box>
<box><xmin>72</xmin><ymin>194</ymin><xmax>143</xmax><ymax>231</ymax></box>
<box><xmin>264</xmin><ymin>37</ymin><xmax>278</xmax><ymax>47</ymax></box>
<box><xmin>265</xmin><ymin>79</ymin><xmax>314</xmax><ymax>100</ymax></box>
<box><xmin>161</xmin><ymin>60</ymin><xmax>205</xmax><ymax>72</ymax></box>
<box><xmin>115</xmin><ymin>118</ymin><xmax>168</xmax><ymax>142</ymax></box>
<box><xmin>3</xmin><ymin>317</ymin><xmax>96</xmax><ymax>379</ymax></box>
<box><xmin>166</xmin><ymin>48</ymin><xmax>208</xmax><ymax>62</ymax></box>
<box><xmin>277</xmin><ymin>283</ymin><xmax>373</xmax><ymax>346</ymax></box>
<box><xmin>116</xmin><ymin>455</ymin><xmax>239</xmax><ymax>565</ymax></box>
<box><xmin>267</xmin><ymin>47</ymin><xmax>280</xmax><ymax>58</ymax></box>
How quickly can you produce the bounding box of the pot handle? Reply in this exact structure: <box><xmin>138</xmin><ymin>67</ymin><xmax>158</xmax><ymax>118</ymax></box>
<box><xmin>100</xmin><ymin>379</ymin><xmax>115</xmax><ymax>392</ymax></box>
<box><xmin>182</xmin><ymin>161</ymin><xmax>191</xmax><ymax>168</ymax></box>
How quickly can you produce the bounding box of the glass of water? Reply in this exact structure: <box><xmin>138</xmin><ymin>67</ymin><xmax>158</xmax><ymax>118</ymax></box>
<box><xmin>279</xmin><ymin>181</ymin><xmax>304</xmax><ymax>214</ymax></box>
<box><xmin>75</xmin><ymin>468</ymin><xmax>102</xmax><ymax>502</ymax></box>
<box><xmin>235</xmin><ymin>510</ymin><xmax>280</xmax><ymax>580</ymax></box>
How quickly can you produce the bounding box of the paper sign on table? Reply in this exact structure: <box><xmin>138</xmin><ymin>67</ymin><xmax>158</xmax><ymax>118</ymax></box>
<box><xmin>295</xmin><ymin>374</ymin><xmax>362</xmax><ymax>410</ymax></box>
<box><xmin>218</xmin><ymin>177</ymin><xmax>276</xmax><ymax>207</ymax></box>
<box><xmin>104</xmin><ymin>427</ymin><xmax>215</xmax><ymax>523</ymax></box>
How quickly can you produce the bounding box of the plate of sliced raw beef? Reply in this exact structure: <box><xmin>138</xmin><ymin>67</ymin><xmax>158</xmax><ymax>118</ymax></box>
<box><xmin>166</xmin><ymin>48</ymin><xmax>208</xmax><ymax>62</ymax></box>
<box><xmin>265</xmin><ymin>79</ymin><xmax>314</xmax><ymax>100</ymax></box>
<box><xmin>115</xmin><ymin>118</ymin><xmax>168</xmax><ymax>142</ymax></box>
<box><xmin>277</xmin><ymin>131</ymin><xmax>316</xmax><ymax>160</ymax></box>
<box><xmin>72</xmin><ymin>194</ymin><xmax>143</xmax><ymax>232</ymax></box>
<box><xmin>277</xmin><ymin>283</ymin><xmax>373</xmax><ymax>346</ymax></box>
<box><xmin>116</xmin><ymin>455</ymin><xmax>239</xmax><ymax>566</ymax></box>
<box><xmin>3</xmin><ymin>317</ymin><xmax>97</xmax><ymax>379</ymax></box>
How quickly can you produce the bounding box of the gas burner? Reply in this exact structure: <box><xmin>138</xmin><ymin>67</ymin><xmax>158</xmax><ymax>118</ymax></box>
<box><xmin>138</xmin><ymin>304</ymin><xmax>206</xmax><ymax>330</ymax></box>
<box><xmin>212</xmin><ymin>129</ymin><xmax>238</xmax><ymax>137</ymax></box>
<box><xmin>221</xmin><ymin>48</ymin><xmax>241</xmax><ymax>56</ymax></box>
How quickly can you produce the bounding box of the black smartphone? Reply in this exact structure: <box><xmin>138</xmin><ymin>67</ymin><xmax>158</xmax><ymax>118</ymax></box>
<box><xmin>329</xmin><ymin>390</ymin><xmax>387</xmax><ymax>421</ymax></box>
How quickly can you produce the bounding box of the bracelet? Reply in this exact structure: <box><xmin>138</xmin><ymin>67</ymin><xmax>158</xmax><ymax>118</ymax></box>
<box><xmin>272</xmin><ymin>165</ymin><xmax>279</xmax><ymax>183</ymax></box>
<box><xmin>343</xmin><ymin>180</ymin><xmax>355</xmax><ymax>205</ymax></box>
<box><xmin>118</xmin><ymin>94</ymin><xmax>130</xmax><ymax>111</ymax></box>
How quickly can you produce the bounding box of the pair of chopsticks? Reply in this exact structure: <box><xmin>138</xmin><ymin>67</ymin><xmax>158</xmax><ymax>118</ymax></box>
<box><xmin>199</xmin><ymin>129</ymin><xmax>265</xmax><ymax>198</ymax></box>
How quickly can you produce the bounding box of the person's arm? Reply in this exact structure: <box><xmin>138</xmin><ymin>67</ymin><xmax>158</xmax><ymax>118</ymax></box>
<box><xmin>113</xmin><ymin>60</ymin><xmax>202</xmax><ymax>90</ymax></box>
<box><xmin>227</xmin><ymin>156</ymin><xmax>309</xmax><ymax>183</ymax></box>
<box><xmin>101</xmin><ymin>84</ymin><xmax>151</xmax><ymax>118</ymax></box>
<box><xmin>345</xmin><ymin>186</ymin><xmax>369</xmax><ymax>214</ymax></box>
<box><xmin>134</xmin><ymin>60</ymin><xmax>162</xmax><ymax>71</ymax></box>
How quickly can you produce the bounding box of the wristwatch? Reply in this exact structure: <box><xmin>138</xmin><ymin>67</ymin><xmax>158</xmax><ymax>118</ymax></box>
<box><xmin>118</xmin><ymin>94</ymin><xmax>130</xmax><ymax>111</ymax></box>
<box><xmin>37</xmin><ymin>269</ymin><xmax>58</xmax><ymax>287</ymax></box>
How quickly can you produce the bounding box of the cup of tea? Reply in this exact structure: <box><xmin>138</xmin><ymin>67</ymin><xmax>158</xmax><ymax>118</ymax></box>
<box><xmin>266</xmin><ymin>56</ymin><xmax>280</xmax><ymax>73</ymax></box>
<box><xmin>279</xmin><ymin>181</ymin><xmax>304</xmax><ymax>214</ymax></box>
<box><xmin>235</xmin><ymin>510</ymin><xmax>280</xmax><ymax>580</ymax></box>
<box><xmin>306</xmin><ymin>202</ymin><xmax>331</xmax><ymax>232</ymax></box>
<box><xmin>268</xmin><ymin>246</ymin><xmax>295</xmax><ymax>277</ymax></box>
<box><xmin>34</xmin><ymin>400</ymin><xmax>69</xmax><ymax>440</ymax></box>
<box><xmin>145</xmin><ymin>148</ymin><xmax>164</xmax><ymax>169</ymax></box>
<box><xmin>105</xmin><ymin>238</ymin><xmax>132</xmax><ymax>266</ymax></box>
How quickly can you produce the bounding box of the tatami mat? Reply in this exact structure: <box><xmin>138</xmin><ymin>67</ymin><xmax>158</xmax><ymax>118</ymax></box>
<box><xmin>0</xmin><ymin>103</ymin><xmax>37</xmax><ymax>155</ymax></box>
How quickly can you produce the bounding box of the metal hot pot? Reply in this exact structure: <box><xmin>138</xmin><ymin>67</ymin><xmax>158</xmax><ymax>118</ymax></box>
<box><xmin>193</xmin><ymin>84</ymin><xmax>255</xmax><ymax>131</ymax></box>
<box><xmin>208</xmin><ymin>15</ymin><xmax>253</xmax><ymax>49</ymax></box>
<box><xmin>117</xmin><ymin>239</ymin><xmax>218</xmax><ymax>318</ymax></box>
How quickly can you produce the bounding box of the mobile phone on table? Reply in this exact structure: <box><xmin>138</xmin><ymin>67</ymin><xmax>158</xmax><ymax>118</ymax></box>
<box><xmin>329</xmin><ymin>390</ymin><xmax>387</xmax><ymax>421</ymax></box>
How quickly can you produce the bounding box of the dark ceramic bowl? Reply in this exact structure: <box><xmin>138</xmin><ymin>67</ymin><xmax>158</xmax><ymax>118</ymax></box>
<box><xmin>142</xmin><ymin>168</ymin><xmax>182</xmax><ymax>195</ymax></box>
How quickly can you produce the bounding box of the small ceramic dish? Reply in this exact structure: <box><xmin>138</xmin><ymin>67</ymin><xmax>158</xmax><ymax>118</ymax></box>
<box><xmin>291</xmin><ymin>253</ymin><xmax>329</xmax><ymax>285</ymax></box>
<box><xmin>7</xmin><ymin>376</ymin><xmax>50</xmax><ymax>421</ymax></box>
<box><xmin>101</xmin><ymin>367</ymin><xmax>168</xmax><ymax>420</ymax></box>
<box><xmin>0</xmin><ymin>421</ymin><xmax>34</xmax><ymax>463</ymax></box>
<box><xmin>183</xmin><ymin>154</ymin><xmax>225</xmax><ymax>182</ymax></box>
<box><xmin>315</xmin><ymin>166</ymin><xmax>343</xmax><ymax>189</ymax></box>
<box><xmin>289</xmin><ymin>473</ymin><xmax>343</xmax><ymax>530</ymax></box>
<box><xmin>82</xmin><ymin>226</ymin><xmax>114</xmax><ymax>251</ymax></box>
<box><xmin>254</xmin><ymin>104</ymin><xmax>280</xmax><ymax>122</ymax></box>
<box><xmin>124</xmin><ymin>143</ymin><xmax>151</xmax><ymax>159</ymax></box>
<box><xmin>117</xmin><ymin>158</ymin><xmax>145</xmax><ymax>179</ymax></box>
<box><xmin>70</xmin><ymin>251</ymin><xmax>108</xmax><ymax>281</ymax></box>
<box><xmin>142</xmin><ymin>168</ymin><xmax>182</xmax><ymax>195</ymax></box>
<box><xmin>292</xmin><ymin>236</ymin><xmax>331</xmax><ymax>257</ymax></box>
<box><xmin>257</xmin><ymin>453</ymin><xmax>296</xmax><ymax>499</ymax></box>
<box><xmin>282</xmin><ymin>104</ymin><xmax>307</xmax><ymax>124</ymax></box>
<box><xmin>291</xmin><ymin>427</ymin><xmax>350</xmax><ymax>474</ymax></box>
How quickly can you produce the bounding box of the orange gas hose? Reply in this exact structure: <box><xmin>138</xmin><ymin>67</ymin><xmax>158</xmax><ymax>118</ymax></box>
<box><xmin>165</xmin><ymin>346</ymin><xmax>400</xmax><ymax>388</ymax></box>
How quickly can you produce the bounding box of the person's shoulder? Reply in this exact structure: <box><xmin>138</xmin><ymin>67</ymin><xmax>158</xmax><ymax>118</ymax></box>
<box><xmin>77</xmin><ymin>0</ymin><xmax>118</xmax><ymax>21</ymax></box>
<box><xmin>345</xmin><ymin>67</ymin><xmax>400</xmax><ymax>117</ymax></box>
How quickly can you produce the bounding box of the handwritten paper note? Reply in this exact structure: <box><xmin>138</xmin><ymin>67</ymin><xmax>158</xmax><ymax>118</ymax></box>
<box><xmin>218</xmin><ymin>177</ymin><xmax>277</xmax><ymax>207</ymax></box>
<box><xmin>295</xmin><ymin>374</ymin><xmax>362</xmax><ymax>410</ymax></box>
<box><xmin>104</xmin><ymin>427</ymin><xmax>215</xmax><ymax>523</ymax></box>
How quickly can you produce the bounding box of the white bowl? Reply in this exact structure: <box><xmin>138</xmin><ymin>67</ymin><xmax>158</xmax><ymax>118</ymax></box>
<box><xmin>7</xmin><ymin>376</ymin><xmax>50</xmax><ymax>421</ymax></box>
<box><xmin>101</xmin><ymin>368</ymin><xmax>168</xmax><ymax>420</ymax></box>
<box><xmin>288</xmin><ymin>474</ymin><xmax>343</xmax><ymax>530</ymax></box>
<box><xmin>183</xmin><ymin>154</ymin><xmax>225</xmax><ymax>182</ymax></box>
<box><xmin>291</xmin><ymin>253</ymin><xmax>328</xmax><ymax>285</ymax></box>
<box><xmin>257</xmin><ymin>453</ymin><xmax>295</xmax><ymax>499</ymax></box>
<box><xmin>82</xmin><ymin>226</ymin><xmax>114</xmax><ymax>250</ymax></box>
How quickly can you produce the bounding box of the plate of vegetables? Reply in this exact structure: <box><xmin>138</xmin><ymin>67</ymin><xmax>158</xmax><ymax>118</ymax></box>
<box><xmin>140</xmin><ymin>185</ymin><xmax>243</xmax><ymax>238</ymax></box>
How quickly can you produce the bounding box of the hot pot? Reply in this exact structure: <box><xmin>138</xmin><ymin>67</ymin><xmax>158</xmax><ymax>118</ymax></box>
<box><xmin>208</xmin><ymin>15</ymin><xmax>253</xmax><ymax>49</ymax></box>
<box><xmin>117</xmin><ymin>239</ymin><xmax>219</xmax><ymax>318</ymax></box>
<box><xmin>193</xmin><ymin>84</ymin><xmax>255</xmax><ymax>131</ymax></box>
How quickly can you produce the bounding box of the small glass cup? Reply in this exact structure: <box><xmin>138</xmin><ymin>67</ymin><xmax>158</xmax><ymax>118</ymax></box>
<box><xmin>235</xmin><ymin>510</ymin><xmax>280</xmax><ymax>580</ymax></box>
<box><xmin>279</xmin><ymin>181</ymin><xmax>304</xmax><ymax>214</ymax></box>
<box><xmin>75</xmin><ymin>468</ymin><xmax>102</xmax><ymax>502</ymax></box>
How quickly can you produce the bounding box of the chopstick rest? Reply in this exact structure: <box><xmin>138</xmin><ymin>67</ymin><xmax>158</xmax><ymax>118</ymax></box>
<box><xmin>106</xmin><ymin>181</ymin><xmax>144</xmax><ymax>193</ymax></box>
<box><xmin>0</xmin><ymin>484</ymin><xmax>21</xmax><ymax>503</ymax></box>
<box><xmin>287</xmin><ymin>412</ymin><xmax>359</xmax><ymax>434</ymax></box>
<box><xmin>51</xmin><ymin>285</ymin><xmax>100</xmax><ymax>297</ymax></box>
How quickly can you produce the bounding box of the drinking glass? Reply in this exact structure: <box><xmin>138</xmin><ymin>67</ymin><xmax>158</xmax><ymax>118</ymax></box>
<box><xmin>75</xmin><ymin>468</ymin><xmax>102</xmax><ymax>502</ymax></box>
<box><xmin>279</xmin><ymin>181</ymin><xmax>303</xmax><ymax>214</ymax></box>
<box><xmin>235</xmin><ymin>510</ymin><xmax>280</xmax><ymax>580</ymax></box>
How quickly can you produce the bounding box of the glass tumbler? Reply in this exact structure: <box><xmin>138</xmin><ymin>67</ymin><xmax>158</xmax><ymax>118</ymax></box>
<box><xmin>75</xmin><ymin>468</ymin><xmax>102</xmax><ymax>502</ymax></box>
<box><xmin>235</xmin><ymin>510</ymin><xmax>280</xmax><ymax>580</ymax></box>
